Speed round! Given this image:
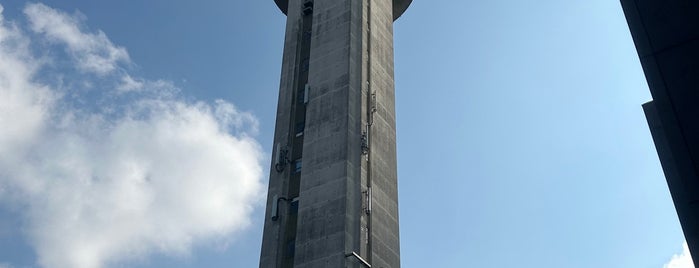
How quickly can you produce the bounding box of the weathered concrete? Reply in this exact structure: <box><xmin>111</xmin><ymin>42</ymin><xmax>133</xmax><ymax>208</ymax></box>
<box><xmin>260</xmin><ymin>0</ymin><xmax>405</xmax><ymax>267</ymax></box>
<box><xmin>621</xmin><ymin>1</ymin><xmax>699</xmax><ymax>266</ymax></box>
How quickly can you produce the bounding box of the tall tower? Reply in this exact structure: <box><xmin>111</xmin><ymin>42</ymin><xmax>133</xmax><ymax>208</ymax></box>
<box><xmin>621</xmin><ymin>0</ymin><xmax>699</xmax><ymax>266</ymax></box>
<box><xmin>259</xmin><ymin>0</ymin><xmax>411</xmax><ymax>267</ymax></box>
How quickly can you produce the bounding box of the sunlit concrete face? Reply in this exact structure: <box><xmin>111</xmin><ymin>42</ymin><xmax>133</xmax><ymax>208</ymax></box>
<box><xmin>621</xmin><ymin>1</ymin><xmax>699</xmax><ymax>266</ymax></box>
<box><xmin>259</xmin><ymin>0</ymin><xmax>408</xmax><ymax>267</ymax></box>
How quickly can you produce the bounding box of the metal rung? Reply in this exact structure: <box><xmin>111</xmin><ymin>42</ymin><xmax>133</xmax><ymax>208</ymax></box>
<box><xmin>346</xmin><ymin>252</ymin><xmax>371</xmax><ymax>267</ymax></box>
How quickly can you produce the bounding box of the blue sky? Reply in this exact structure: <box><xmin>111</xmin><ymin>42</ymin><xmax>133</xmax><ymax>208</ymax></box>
<box><xmin>0</xmin><ymin>1</ymin><xmax>692</xmax><ymax>268</ymax></box>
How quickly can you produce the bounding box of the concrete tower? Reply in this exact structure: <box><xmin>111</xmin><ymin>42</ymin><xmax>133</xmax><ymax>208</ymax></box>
<box><xmin>259</xmin><ymin>0</ymin><xmax>411</xmax><ymax>267</ymax></box>
<box><xmin>621</xmin><ymin>1</ymin><xmax>699</xmax><ymax>266</ymax></box>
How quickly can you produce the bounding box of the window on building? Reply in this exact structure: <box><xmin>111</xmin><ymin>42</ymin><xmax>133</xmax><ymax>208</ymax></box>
<box><xmin>290</xmin><ymin>199</ymin><xmax>299</xmax><ymax>215</ymax></box>
<box><xmin>295</xmin><ymin>121</ymin><xmax>305</xmax><ymax>136</ymax></box>
<box><xmin>298</xmin><ymin>84</ymin><xmax>310</xmax><ymax>104</ymax></box>
<box><xmin>301</xmin><ymin>58</ymin><xmax>309</xmax><ymax>72</ymax></box>
<box><xmin>297</xmin><ymin>89</ymin><xmax>305</xmax><ymax>104</ymax></box>
<box><xmin>294</xmin><ymin>159</ymin><xmax>302</xmax><ymax>173</ymax></box>
<box><xmin>286</xmin><ymin>239</ymin><xmax>296</xmax><ymax>258</ymax></box>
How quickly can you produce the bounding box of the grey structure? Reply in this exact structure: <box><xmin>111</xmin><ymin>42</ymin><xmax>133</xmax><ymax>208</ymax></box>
<box><xmin>621</xmin><ymin>1</ymin><xmax>699</xmax><ymax>265</ymax></box>
<box><xmin>259</xmin><ymin>0</ymin><xmax>410</xmax><ymax>267</ymax></box>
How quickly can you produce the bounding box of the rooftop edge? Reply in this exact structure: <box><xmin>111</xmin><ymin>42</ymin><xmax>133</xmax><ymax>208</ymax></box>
<box><xmin>273</xmin><ymin>0</ymin><xmax>412</xmax><ymax>21</ymax></box>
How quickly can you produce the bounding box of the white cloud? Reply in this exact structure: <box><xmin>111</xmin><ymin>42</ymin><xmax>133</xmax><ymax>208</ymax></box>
<box><xmin>0</xmin><ymin>3</ymin><xmax>264</xmax><ymax>268</ymax></box>
<box><xmin>23</xmin><ymin>3</ymin><xmax>130</xmax><ymax>75</ymax></box>
<box><xmin>115</xmin><ymin>75</ymin><xmax>179</xmax><ymax>98</ymax></box>
<box><xmin>0</xmin><ymin>3</ymin><xmax>57</xmax><ymax>174</ymax></box>
<box><xmin>664</xmin><ymin>242</ymin><xmax>695</xmax><ymax>268</ymax></box>
<box><xmin>116</xmin><ymin>74</ymin><xmax>144</xmax><ymax>93</ymax></box>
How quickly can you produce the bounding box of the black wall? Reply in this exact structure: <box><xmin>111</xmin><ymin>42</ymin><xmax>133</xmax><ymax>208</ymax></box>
<box><xmin>621</xmin><ymin>0</ymin><xmax>699</xmax><ymax>265</ymax></box>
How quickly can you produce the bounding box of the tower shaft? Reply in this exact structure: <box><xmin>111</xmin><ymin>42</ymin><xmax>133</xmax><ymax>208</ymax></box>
<box><xmin>260</xmin><ymin>0</ymin><xmax>408</xmax><ymax>267</ymax></box>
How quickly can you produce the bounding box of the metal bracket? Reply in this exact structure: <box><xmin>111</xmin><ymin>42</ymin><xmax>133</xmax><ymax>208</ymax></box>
<box><xmin>302</xmin><ymin>0</ymin><xmax>313</xmax><ymax>15</ymax></box>
<box><xmin>361</xmin><ymin>132</ymin><xmax>369</xmax><ymax>155</ymax></box>
<box><xmin>370</xmin><ymin>93</ymin><xmax>377</xmax><ymax>114</ymax></box>
<box><xmin>364</xmin><ymin>187</ymin><xmax>372</xmax><ymax>214</ymax></box>
<box><xmin>275</xmin><ymin>144</ymin><xmax>289</xmax><ymax>172</ymax></box>
<box><xmin>346</xmin><ymin>252</ymin><xmax>371</xmax><ymax>267</ymax></box>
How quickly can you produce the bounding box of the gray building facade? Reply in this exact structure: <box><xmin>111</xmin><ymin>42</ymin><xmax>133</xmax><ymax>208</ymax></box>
<box><xmin>259</xmin><ymin>0</ymin><xmax>411</xmax><ymax>267</ymax></box>
<box><xmin>620</xmin><ymin>0</ymin><xmax>699</xmax><ymax>265</ymax></box>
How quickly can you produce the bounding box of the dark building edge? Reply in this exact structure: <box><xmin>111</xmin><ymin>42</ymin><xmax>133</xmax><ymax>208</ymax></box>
<box><xmin>273</xmin><ymin>0</ymin><xmax>412</xmax><ymax>20</ymax></box>
<box><xmin>643</xmin><ymin>101</ymin><xmax>699</xmax><ymax>266</ymax></box>
<box><xmin>621</xmin><ymin>0</ymin><xmax>699</xmax><ymax>265</ymax></box>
